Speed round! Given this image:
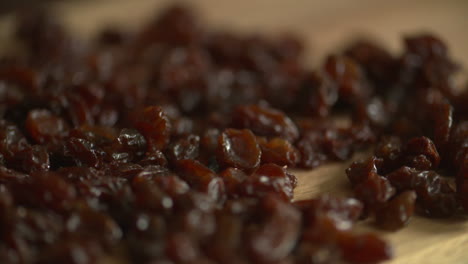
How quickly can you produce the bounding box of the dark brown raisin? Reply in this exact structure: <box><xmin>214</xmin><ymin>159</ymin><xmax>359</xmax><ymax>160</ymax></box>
<box><xmin>338</xmin><ymin>232</ymin><xmax>392</xmax><ymax>264</ymax></box>
<box><xmin>295</xmin><ymin>195</ymin><xmax>363</xmax><ymax>229</ymax></box>
<box><xmin>346</xmin><ymin>157</ymin><xmax>379</xmax><ymax>186</ymax></box>
<box><xmin>375</xmin><ymin>190</ymin><xmax>417</xmax><ymax>231</ymax></box>
<box><xmin>403</xmin><ymin>136</ymin><xmax>440</xmax><ymax>169</ymax></box>
<box><xmin>386</xmin><ymin>167</ymin><xmax>458</xmax><ymax>217</ymax></box>
<box><xmin>240</xmin><ymin>164</ymin><xmax>296</xmax><ymax>201</ymax></box>
<box><xmin>324</xmin><ymin>55</ymin><xmax>370</xmax><ymax>103</ymax></box>
<box><xmin>232</xmin><ymin>104</ymin><xmax>299</xmax><ymax>142</ymax></box>
<box><xmin>298</xmin><ymin>71</ymin><xmax>338</xmax><ymax>117</ymax></box>
<box><xmin>175</xmin><ymin>159</ymin><xmax>225</xmax><ymax>201</ymax></box>
<box><xmin>259</xmin><ymin>137</ymin><xmax>299</xmax><ymax>167</ymax></box>
<box><xmin>133</xmin><ymin>106</ymin><xmax>172</xmax><ymax>151</ymax></box>
<box><xmin>166</xmin><ymin>134</ymin><xmax>200</xmax><ymax>163</ymax></box>
<box><xmin>246</xmin><ymin>195</ymin><xmax>301</xmax><ymax>263</ymax></box>
<box><xmin>217</xmin><ymin>129</ymin><xmax>261</xmax><ymax>170</ymax></box>
<box><xmin>219</xmin><ymin>167</ymin><xmax>247</xmax><ymax>197</ymax></box>
<box><xmin>25</xmin><ymin>109</ymin><xmax>67</xmax><ymax>144</ymax></box>
<box><xmin>353</xmin><ymin>173</ymin><xmax>395</xmax><ymax>210</ymax></box>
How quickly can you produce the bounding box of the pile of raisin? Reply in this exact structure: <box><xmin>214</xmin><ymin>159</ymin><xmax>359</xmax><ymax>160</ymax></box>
<box><xmin>0</xmin><ymin>4</ymin><xmax>465</xmax><ymax>264</ymax></box>
<box><xmin>345</xmin><ymin>35</ymin><xmax>468</xmax><ymax>229</ymax></box>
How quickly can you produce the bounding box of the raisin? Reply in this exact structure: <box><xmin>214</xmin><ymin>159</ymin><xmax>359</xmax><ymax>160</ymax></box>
<box><xmin>153</xmin><ymin>174</ymin><xmax>190</xmax><ymax>197</ymax></box>
<box><xmin>217</xmin><ymin>129</ymin><xmax>261</xmax><ymax>170</ymax></box>
<box><xmin>132</xmin><ymin>180</ymin><xmax>174</xmax><ymax>212</ymax></box>
<box><xmin>375</xmin><ymin>191</ymin><xmax>417</xmax><ymax>231</ymax></box>
<box><xmin>338</xmin><ymin>232</ymin><xmax>392</xmax><ymax>264</ymax></box>
<box><xmin>157</xmin><ymin>47</ymin><xmax>211</xmax><ymax>113</ymax></box>
<box><xmin>8</xmin><ymin>145</ymin><xmax>50</xmax><ymax>173</ymax></box>
<box><xmin>166</xmin><ymin>134</ymin><xmax>200</xmax><ymax>163</ymax></box>
<box><xmin>148</xmin><ymin>4</ymin><xmax>200</xmax><ymax>45</ymax></box>
<box><xmin>404</xmin><ymin>34</ymin><xmax>448</xmax><ymax>59</ymax></box>
<box><xmin>321</xmin><ymin>128</ymin><xmax>354</xmax><ymax>161</ymax></box>
<box><xmin>354</xmin><ymin>173</ymin><xmax>395</xmax><ymax>210</ymax></box>
<box><xmin>246</xmin><ymin>195</ymin><xmax>301</xmax><ymax>263</ymax></box>
<box><xmin>232</xmin><ymin>104</ymin><xmax>299</xmax><ymax>142</ymax></box>
<box><xmin>374</xmin><ymin>136</ymin><xmax>402</xmax><ymax>174</ymax></box>
<box><xmin>386</xmin><ymin>167</ymin><xmax>458</xmax><ymax>217</ymax></box>
<box><xmin>295</xmin><ymin>130</ymin><xmax>328</xmax><ymax>169</ymax></box>
<box><xmin>0</xmin><ymin>185</ymin><xmax>13</xmax><ymax>209</ymax></box>
<box><xmin>324</xmin><ymin>55</ymin><xmax>369</xmax><ymax>103</ymax></box>
<box><xmin>240</xmin><ymin>164</ymin><xmax>296</xmax><ymax>201</ymax></box>
<box><xmin>208</xmin><ymin>211</ymin><xmax>244</xmax><ymax>262</ymax></box>
<box><xmin>25</xmin><ymin>109</ymin><xmax>67</xmax><ymax>144</ymax></box>
<box><xmin>37</xmin><ymin>238</ymin><xmax>103</xmax><ymax>264</ymax></box>
<box><xmin>65</xmin><ymin>138</ymin><xmax>104</xmax><ymax>168</ymax></box>
<box><xmin>97</xmin><ymin>27</ymin><xmax>128</xmax><ymax>46</ymax></box>
<box><xmin>446</xmin><ymin>121</ymin><xmax>468</xmax><ymax>168</ymax></box>
<box><xmin>219</xmin><ymin>167</ymin><xmax>247</xmax><ymax>197</ymax></box>
<box><xmin>66</xmin><ymin>209</ymin><xmax>123</xmax><ymax>246</ymax></box>
<box><xmin>67</xmin><ymin>94</ymin><xmax>94</xmax><ymax>126</ymax></box>
<box><xmin>133</xmin><ymin>106</ymin><xmax>172</xmax><ymax>151</ymax></box>
<box><xmin>298</xmin><ymin>71</ymin><xmax>338</xmax><ymax>117</ymax></box>
<box><xmin>4</xmin><ymin>5</ymin><xmax>467</xmax><ymax>264</ymax></box>
<box><xmin>106</xmin><ymin>128</ymin><xmax>147</xmax><ymax>163</ymax></box>
<box><xmin>259</xmin><ymin>137</ymin><xmax>299</xmax><ymax>166</ymax></box>
<box><xmin>174</xmin><ymin>159</ymin><xmax>225</xmax><ymax>201</ymax></box>
<box><xmin>139</xmin><ymin>150</ymin><xmax>168</xmax><ymax>167</ymax></box>
<box><xmin>345</xmin><ymin>40</ymin><xmax>397</xmax><ymax>89</ymax></box>
<box><xmin>13</xmin><ymin>171</ymin><xmax>76</xmax><ymax>212</ymax></box>
<box><xmin>432</xmin><ymin>101</ymin><xmax>453</xmax><ymax>150</ymax></box>
<box><xmin>403</xmin><ymin>136</ymin><xmax>440</xmax><ymax>169</ymax></box>
<box><xmin>295</xmin><ymin>195</ymin><xmax>363</xmax><ymax>229</ymax></box>
<box><xmin>346</xmin><ymin>157</ymin><xmax>379</xmax><ymax>186</ymax></box>
<box><xmin>165</xmin><ymin>233</ymin><xmax>199</xmax><ymax>263</ymax></box>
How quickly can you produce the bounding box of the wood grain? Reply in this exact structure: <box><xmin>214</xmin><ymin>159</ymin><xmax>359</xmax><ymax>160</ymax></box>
<box><xmin>4</xmin><ymin>0</ymin><xmax>468</xmax><ymax>263</ymax></box>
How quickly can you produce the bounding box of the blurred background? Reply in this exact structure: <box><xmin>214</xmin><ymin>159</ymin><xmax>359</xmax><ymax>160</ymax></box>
<box><xmin>0</xmin><ymin>0</ymin><xmax>465</xmax><ymax>215</ymax></box>
<box><xmin>1</xmin><ymin>0</ymin><xmax>467</xmax><ymax>65</ymax></box>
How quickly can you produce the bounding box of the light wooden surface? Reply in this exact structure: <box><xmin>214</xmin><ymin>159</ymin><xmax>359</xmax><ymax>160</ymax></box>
<box><xmin>5</xmin><ymin>0</ymin><xmax>468</xmax><ymax>263</ymax></box>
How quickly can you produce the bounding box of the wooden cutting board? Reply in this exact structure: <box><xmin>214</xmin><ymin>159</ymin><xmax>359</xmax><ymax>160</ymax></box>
<box><xmin>4</xmin><ymin>0</ymin><xmax>468</xmax><ymax>263</ymax></box>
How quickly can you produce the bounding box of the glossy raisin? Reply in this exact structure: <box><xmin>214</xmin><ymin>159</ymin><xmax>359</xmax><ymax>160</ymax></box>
<box><xmin>25</xmin><ymin>109</ymin><xmax>67</xmax><ymax>144</ymax></box>
<box><xmin>353</xmin><ymin>173</ymin><xmax>395</xmax><ymax>210</ymax></box>
<box><xmin>175</xmin><ymin>159</ymin><xmax>225</xmax><ymax>201</ymax></box>
<box><xmin>375</xmin><ymin>191</ymin><xmax>417</xmax><ymax>231</ymax></box>
<box><xmin>240</xmin><ymin>163</ymin><xmax>296</xmax><ymax>201</ymax></box>
<box><xmin>217</xmin><ymin>129</ymin><xmax>261</xmax><ymax>170</ymax></box>
<box><xmin>259</xmin><ymin>137</ymin><xmax>299</xmax><ymax>167</ymax></box>
<box><xmin>166</xmin><ymin>134</ymin><xmax>200</xmax><ymax>163</ymax></box>
<box><xmin>246</xmin><ymin>195</ymin><xmax>301</xmax><ymax>263</ymax></box>
<box><xmin>3</xmin><ymin>5</ymin><xmax>466</xmax><ymax>264</ymax></box>
<box><xmin>346</xmin><ymin>157</ymin><xmax>379</xmax><ymax>186</ymax></box>
<box><xmin>133</xmin><ymin>106</ymin><xmax>172</xmax><ymax>151</ymax></box>
<box><xmin>403</xmin><ymin>136</ymin><xmax>440</xmax><ymax>169</ymax></box>
<box><xmin>232</xmin><ymin>104</ymin><xmax>299</xmax><ymax>142</ymax></box>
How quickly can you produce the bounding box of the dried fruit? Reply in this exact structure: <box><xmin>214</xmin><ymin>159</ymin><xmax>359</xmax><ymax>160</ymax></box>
<box><xmin>0</xmin><ymin>5</ymin><xmax>464</xmax><ymax>264</ymax></box>
<box><xmin>232</xmin><ymin>104</ymin><xmax>299</xmax><ymax>142</ymax></box>
<box><xmin>133</xmin><ymin>106</ymin><xmax>171</xmax><ymax>151</ymax></box>
<box><xmin>259</xmin><ymin>137</ymin><xmax>299</xmax><ymax>166</ymax></box>
<box><xmin>217</xmin><ymin>128</ymin><xmax>261</xmax><ymax>170</ymax></box>
<box><xmin>25</xmin><ymin>109</ymin><xmax>67</xmax><ymax>144</ymax></box>
<box><xmin>375</xmin><ymin>191</ymin><xmax>417</xmax><ymax>231</ymax></box>
<box><xmin>240</xmin><ymin>163</ymin><xmax>296</xmax><ymax>201</ymax></box>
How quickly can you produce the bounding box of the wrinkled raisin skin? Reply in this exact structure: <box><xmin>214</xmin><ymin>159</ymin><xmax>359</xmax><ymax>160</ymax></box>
<box><xmin>375</xmin><ymin>191</ymin><xmax>417</xmax><ymax>231</ymax></box>
<box><xmin>3</xmin><ymin>5</ymin><xmax>467</xmax><ymax>264</ymax></box>
<box><xmin>217</xmin><ymin>128</ymin><xmax>261</xmax><ymax>170</ymax></box>
<box><xmin>232</xmin><ymin>104</ymin><xmax>299</xmax><ymax>142</ymax></box>
<box><xmin>133</xmin><ymin>106</ymin><xmax>172</xmax><ymax>151</ymax></box>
